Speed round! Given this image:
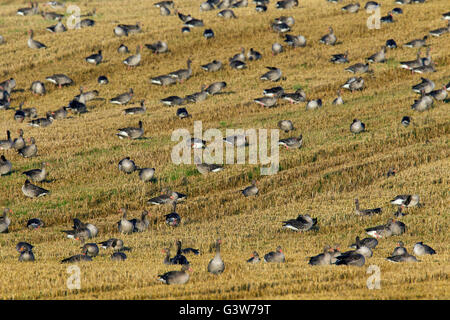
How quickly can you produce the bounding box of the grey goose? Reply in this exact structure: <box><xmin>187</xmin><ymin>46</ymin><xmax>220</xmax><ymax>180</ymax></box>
<box><xmin>386</xmin><ymin>252</ymin><xmax>418</xmax><ymax>263</ymax></box>
<box><xmin>110</xmin><ymin>88</ymin><xmax>133</xmax><ymax>105</ymax></box>
<box><xmin>264</xmin><ymin>246</ymin><xmax>285</xmax><ymax>263</ymax></box>
<box><xmin>254</xmin><ymin>96</ymin><xmax>277</xmax><ymax>108</ymax></box>
<box><xmin>30</xmin><ymin>81</ymin><xmax>46</xmax><ymax>95</ymax></box>
<box><xmin>46</xmin><ymin>20</ymin><xmax>67</xmax><ymax>33</ymax></box>
<box><xmin>28</xmin><ymin>112</ymin><xmax>54</xmax><ymax>127</ymax></box>
<box><xmin>151</xmin><ymin>74</ymin><xmax>177</xmax><ymax>86</ymax></box>
<box><xmin>117</xmin><ymin>208</ymin><xmax>134</xmax><ymax>234</ymax></box>
<box><xmin>403</xmin><ymin>36</ymin><xmax>428</xmax><ymax>48</ymax></box>
<box><xmin>282</xmin><ymin>214</ymin><xmax>317</xmax><ymax>231</ymax></box>
<box><xmin>41</xmin><ymin>10</ymin><xmax>63</xmax><ymax>21</ymax></box>
<box><xmin>169</xmin><ymin>59</ymin><xmax>192</xmax><ymax>82</ymax></box>
<box><xmin>273</xmin><ymin>16</ymin><xmax>295</xmax><ymax>27</ymax></box>
<box><xmin>334</xmin><ymin>251</ymin><xmax>365</xmax><ymax>267</ymax></box>
<box><xmin>18</xmin><ymin>247</ymin><xmax>35</xmax><ymax>262</ymax></box>
<box><xmin>412</xmin><ymin>77</ymin><xmax>435</xmax><ymax>94</ymax></box>
<box><xmin>217</xmin><ymin>9</ymin><xmax>237</xmax><ymax>18</ymax></box>
<box><xmin>391</xmin><ymin>241</ymin><xmax>407</xmax><ymax>256</ymax></box>
<box><xmin>354</xmin><ymin>198</ymin><xmax>382</xmax><ymax>216</ymax></box>
<box><xmin>81</xmin><ymin>240</ymin><xmax>99</xmax><ymax>257</ymax></box>
<box><xmin>272</xmin><ymin>43</ymin><xmax>283</xmax><ymax>55</ymax></box>
<box><xmin>165</xmin><ymin>201</ymin><xmax>181</xmax><ymax>227</ymax></box>
<box><xmin>345</xmin><ymin>63</ymin><xmax>369</xmax><ymax>74</ymax></box>
<box><xmin>241</xmin><ymin>180</ymin><xmax>259</xmax><ymax>197</ymax></box>
<box><xmin>27</xmin><ymin>218</ymin><xmax>44</xmax><ymax>229</ymax></box>
<box><xmin>0</xmin><ymin>208</ymin><xmax>11</xmax><ymax>233</ymax></box>
<box><xmin>16</xmin><ymin>242</ymin><xmax>34</xmax><ymax>253</ymax></box>
<box><xmin>23</xmin><ymin>162</ymin><xmax>48</xmax><ymax>182</ymax></box>
<box><xmin>185</xmin><ymin>85</ymin><xmax>208</xmax><ymax>103</ymax></box>
<box><xmin>27</xmin><ymin>30</ymin><xmax>46</xmax><ymax>49</ymax></box>
<box><xmin>138</xmin><ymin>168</ymin><xmax>155</xmax><ymax>182</ymax></box>
<box><xmin>364</xmin><ymin>1</ymin><xmax>380</xmax><ymax>11</ymax></box>
<box><xmin>308</xmin><ymin>246</ymin><xmax>333</xmax><ymax>266</ymax></box>
<box><xmin>201</xmin><ymin>60</ymin><xmax>223</xmax><ymax>72</ymax></box>
<box><xmin>247</xmin><ymin>251</ymin><xmax>261</xmax><ymax>263</ymax></box>
<box><xmin>98</xmin><ymin>238</ymin><xmax>124</xmax><ymax>251</ymax></box>
<box><xmin>116</xmin><ymin>121</ymin><xmax>144</xmax><ymax>139</ymax></box>
<box><xmin>429</xmin><ymin>85</ymin><xmax>448</xmax><ymax>101</ymax></box>
<box><xmin>284</xmin><ymin>34</ymin><xmax>306</xmax><ymax>48</ymax></box>
<box><xmin>306</xmin><ymin>99</ymin><xmax>323</xmax><ymax>110</ymax></box>
<box><xmin>366</xmin><ymin>46</ymin><xmax>386</xmax><ymax>63</ymax></box>
<box><xmin>413</xmin><ymin>242</ymin><xmax>436</xmax><ymax>256</ymax></box>
<box><xmin>118</xmin><ymin>44</ymin><xmax>129</xmax><ymax>54</ymax></box>
<box><xmin>0</xmin><ymin>131</ymin><xmax>12</xmax><ymax>150</ymax></box>
<box><xmin>176</xmin><ymin>107</ymin><xmax>191</xmax><ymax>119</ymax></box>
<box><xmin>46</xmin><ymin>74</ymin><xmax>73</xmax><ymax>88</ymax></box>
<box><xmin>208</xmin><ymin>239</ymin><xmax>225</xmax><ymax>274</ymax></box>
<box><xmin>206</xmin><ymin>82</ymin><xmax>227</xmax><ymax>95</ymax></box>
<box><xmin>124</xmin><ymin>100</ymin><xmax>146</xmax><ymax>115</ymax></box>
<box><xmin>111</xmin><ymin>252</ymin><xmax>127</xmax><ymax>261</ymax></box>
<box><xmin>342</xmin><ymin>3</ymin><xmax>360</xmax><ymax>13</ymax></box>
<box><xmin>319</xmin><ymin>26</ymin><xmax>337</xmax><ymax>45</ymax></box>
<box><xmin>272</xmin><ymin>21</ymin><xmax>290</xmax><ymax>33</ymax></box>
<box><xmin>278</xmin><ymin>120</ymin><xmax>295</xmax><ymax>132</ymax></box>
<box><xmin>278</xmin><ymin>134</ymin><xmax>303</xmax><ymax>149</ymax></box>
<box><xmin>61</xmin><ymin>254</ymin><xmax>92</xmax><ymax>263</ymax></box>
<box><xmin>0</xmin><ymin>155</ymin><xmax>12</xmax><ymax>176</ymax></box>
<box><xmin>276</xmin><ymin>0</ymin><xmax>298</xmax><ymax>10</ymax></box>
<box><xmin>282</xmin><ymin>88</ymin><xmax>306</xmax><ymax>103</ymax></box>
<box><xmin>332</xmin><ymin>90</ymin><xmax>344</xmax><ymax>105</ymax></box>
<box><xmin>129</xmin><ymin>210</ymin><xmax>150</xmax><ymax>232</ymax></box>
<box><xmin>247</xmin><ymin>48</ymin><xmax>262</xmax><ymax>61</ymax></box>
<box><xmin>260</xmin><ymin>67</ymin><xmax>282</xmax><ymax>81</ymax></box>
<box><xmin>123</xmin><ymin>45</ymin><xmax>142</xmax><ymax>69</ymax></box>
<box><xmin>349</xmin><ymin>237</ymin><xmax>378</xmax><ymax>249</ymax></box>
<box><xmin>75</xmin><ymin>87</ymin><xmax>99</xmax><ymax>103</ymax></box>
<box><xmin>158</xmin><ymin>264</ymin><xmax>192</xmax><ymax>284</ymax></box>
<box><xmin>118</xmin><ymin>157</ymin><xmax>137</xmax><ymax>174</ymax></box>
<box><xmin>145</xmin><ymin>41</ymin><xmax>168</xmax><ymax>54</ymax></box>
<box><xmin>264</xmin><ymin>86</ymin><xmax>284</xmax><ymax>97</ymax></box>
<box><xmin>203</xmin><ymin>29</ymin><xmax>214</xmax><ymax>40</ymax></box>
<box><xmin>195</xmin><ymin>157</ymin><xmax>224</xmax><ymax>174</ymax></box>
<box><xmin>400</xmin><ymin>49</ymin><xmax>423</xmax><ymax>70</ymax></box>
<box><xmin>12</xmin><ymin>129</ymin><xmax>25</xmax><ymax>150</ymax></box>
<box><xmin>22</xmin><ymin>179</ymin><xmax>50</xmax><ymax>198</ymax></box>
<box><xmin>390</xmin><ymin>194</ymin><xmax>420</xmax><ymax>208</ymax></box>
<box><xmin>17</xmin><ymin>2</ymin><xmax>39</xmax><ymax>16</ymax></box>
<box><xmin>161</xmin><ymin>95</ymin><xmax>185</xmax><ymax>106</ymax></box>
<box><xmin>330</xmin><ymin>51</ymin><xmax>349</xmax><ymax>64</ymax></box>
<box><xmin>411</xmin><ymin>91</ymin><xmax>433</xmax><ymax>111</ymax></box>
<box><xmin>98</xmin><ymin>75</ymin><xmax>109</xmax><ymax>84</ymax></box>
<box><xmin>85</xmin><ymin>50</ymin><xmax>102</xmax><ymax>65</ymax></box>
<box><xmin>342</xmin><ymin>77</ymin><xmax>364</xmax><ymax>91</ymax></box>
<box><xmin>429</xmin><ymin>21</ymin><xmax>450</xmax><ymax>37</ymax></box>
<box><xmin>229</xmin><ymin>60</ymin><xmax>247</xmax><ymax>69</ymax></box>
<box><xmin>18</xmin><ymin>137</ymin><xmax>37</xmax><ymax>158</ymax></box>
<box><xmin>147</xmin><ymin>189</ymin><xmax>186</xmax><ymax>205</ymax></box>
<box><xmin>350</xmin><ymin>119</ymin><xmax>365</xmax><ymax>134</ymax></box>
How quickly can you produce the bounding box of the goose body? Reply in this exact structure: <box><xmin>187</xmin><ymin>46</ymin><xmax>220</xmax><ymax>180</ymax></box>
<box><xmin>176</xmin><ymin>107</ymin><xmax>190</xmax><ymax>119</ymax></box>
<box><xmin>342</xmin><ymin>3</ymin><xmax>360</xmax><ymax>13</ymax></box>
<box><xmin>208</xmin><ymin>239</ymin><xmax>225</xmax><ymax>274</ymax></box>
<box><xmin>282</xmin><ymin>214</ymin><xmax>317</xmax><ymax>231</ymax></box>
<box><xmin>350</xmin><ymin>119</ymin><xmax>365</xmax><ymax>134</ymax></box>
<box><xmin>413</xmin><ymin>242</ymin><xmax>436</xmax><ymax>256</ymax></box>
<box><xmin>12</xmin><ymin>130</ymin><xmax>25</xmax><ymax>150</ymax></box>
<box><xmin>429</xmin><ymin>21</ymin><xmax>450</xmax><ymax>37</ymax></box>
<box><xmin>400</xmin><ymin>50</ymin><xmax>423</xmax><ymax>70</ymax></box>
<box><xmin>330</xmin><ymin>52</ymin><xmax>349</xmax><ymax>64</ymax></box>
<box><xmin>308</xmin><ymin>247</ymin><xmax>333</xmax><ymax>266</ymax></box>
<box><xmin>196</xmin><ymin>161</ymin><xmax>224</xmax><ymax>174</ymax></box>
<box><xmin>412</xmin><ymin>77</ymin><xmax>435</xmax><ymax>94</ymax></box>
<box><xmin>18</xmin><ymin>137</ymin><xmax>37</xmax><ymax>158</ymax></box>
<box><xmin>0</xmin><ymin>131</ymin><xmax>12</xmax><ymax>150</ymax></box>
<box><xmin>367</xmin><ymin>46</ymin><xmax>386</xmax><ymax>63</ymax></box>
<box><xmin>0</xmin><ymin>208</ymin><xmax>11</xmax><ymax>233</ymax></box>
<box><xmin>117</xmin><ymin>208</ymin><xmax>134</xmax><ymax>234</ymax></box>
<box><xmin>201</xmin><ymin>60</ymin><xmax>223</xmax><ymax>72</ymax></box>
<box><xmin>123</xmin><ymin>45</ymin><xmax>142</xmax><ymax>68</ymax></box>
<box><xmin>272</xmin><ymin>43</ymin><xmax>283</xmax><ymax>55</ymax></box>
<box><xmin>306</xmin><ymin>99</ymin><xmax>323</xmax><ymax>110</ymax></box>
<box><xmin>118</xmin><ymin>157</ymin><xmax>137</xmax><ymax>174</ymax></box>
<box><xmin>247</xmin><ymin>48</ymin><xmax>262</xmax><ymax>61</ymax></box>
<box><xmin>282</xmin><ymin>89</ymin><xmax>306</xmax><ymax>103</ymax></box>
<box><xmin>264</xmin><ymin>246</ymin><xmax>285</xmax><ymax>263</ymax></box>
<box><xmin>429</xmin><ymin>86</ymin><xmax>448</xmax><ymax>101</ymax></box>
<box><xmin>27</xmin><ymin>218</ymin><xmax>44</xmax><ymax>229</ymax></box>
<box><xmin>110</xmin><ymin>88</ymin><xmax>133</xmax><ymax>105</ymax></box>
<box><xmin>124</xmin><ymin>100</ymin><xmax>146</xmax><ymax>115</ymax></box>
<box><xmin>0</xmin><ymin>155</ymin><xmax>12</xmax><ymax>176</ymax></box>
<box><xmin>28</xmin><ymin>112</ymin><xmax>54</xmax><ymax>127</ymax></box>
<box><xmin>46</xmin><ymin>21</ymin><xmax>66</xmax><ymax>33</ymax></box>
<box><xmin>342</xmin><ymin>77</ymin><xmax>364</xmax><ymax>91</ymax></box>
<box><xmin>130</xmin><ymin>210</ymin><xmax>150</xmax><ymax>232</ymax></box>
<box><xmin>354</xmin><ymin>198</ymin><xmax>382</xmax><ymax>216</ymax></box>
<box><xmin>111</xmin><ymin>252</ymin><xmax>127</xmax><ymax>261</ymax></box>
<box><xmin>169</xmin><ymin>59</ymin><xmax>192</xmax><ymax>82</ymax></box>
<box><xmin>349</xmin><ymin>237</ymin><xmax>378</xmax><ymax>249</ymax></box>
<box><xmin>218</xmin><ymin>9</ymin><xmax>237</xmax><ymax>18</ymax></box>
<box><xmin>138</xmin><ymin>168</ymin><xmax>155</xmax><ymax>182</ymax></box>
<box><xmin>147</xmin><ymin>190</ymin><xmax>186</xmax><ymax>205</ymax></box>
<box><xmin>46</xmin><ymin>74</ymin><xmax>73</xmax><ymax>88</ymax></box>
<box><xmin>81</xmin><ymin>242</ymin><xmax>99</xmax><ymax>257</ymax></box>
<box><xmin>332</xmin><ymin>90</ymin><xmax>344</xmax><ymax>105</ymax></box>
<box><xmin>241</xmin><ymin>180</ymin><xmax>258</xmax><ymax>197</ymax></box>
<box><xmin>206</xmin><ymin>82</ymin><xmax>227</xmax><ymax>95</ymax></box>
<box><xmin>145</xmin><ymin>41</ymin><xmax>168</xmax><ymax>54</ymax></box>
<box><xmin>278</xmin><ymin>134</ymin><xmax>303</xmax><ymax>149</ymax></box>
<box><xmin>334</xmin><ymin>252</ymin><xmax>365</xmax><ymax>266</ymax></box>
<box><xmin>19</xmin><ymin>248</ymin><xmax>35</xmax><ymax>262</ymax></box>
<box><xmin>319</xmin><ymin>27</ymin><xmax>337</xmax><ymax>45</ymax></box>
<box><xmin>404</xmin><ymin>36</ymin><xmax>428</xmax><ymax>48</ymax></box>
<box><xmin>390</xmin><ymin>194</ymin><xmax>420</xmax><ymax>207</ymax></box>
<box><xmin>30</xmin><ymin>81</ymin><xmax>46</xmax><ymax>95</ymax></box>
<box><xmin>22</xmin><ymin>179</ymin><xmax>50</xmax><ymax>198</ymax></box>
<box><xmin>61</xmin><ymin>254</ymin><xmax>92</xmax><ymax>263</ymax></box>
<box><xmin>85</xmin><ymin>50</ymin><xmax>103</xmax><ymax>65</ymax></box>
<box><xmin>411</xmin><ymin>93</ymin><xmax>433</xmax><ymax>112</ymax></box>
<box><xmin>27</xmin><ymin>30</ymin><xmax>46</xmax><ymax>49</ymax></box>
<box><xmin>186</xmin><ymin>86</ymin><xmax>208</xmax><ymax>103</ymax></box>
<box><xmin>278</xmin><ymin>120</ymin><xmax>295</xmax><ymax>132</ymax></box>
<box><xmin>23</xmin><ymin>162</ymin><xmax>47</xmax><ymax>182</ymax></box>
<box><xmin>158</xmin><ymin>265</ymin><xmax>191</xmax><ymax>284</ymax></box>
<box><xmin>17</xmin><ymin>2</ymin><xmax>39</xmax><ymax>16</ymax></box>
<box><xmin>345</xmin><ymin>63</ymin><xmax>369</xmax><ymax>74</ymax></box>
<box><xmin>247</xmin><ymin>251</ymin><xmax>260</xmax><ymax>264</ymax></box>
<box><xmin>254</xmin><ymin>96</ymin><xmax>277</xmax><ymax>108</ymax></box>
<box><xmin>116</xmin><ymin>121</ymin><xmax>144</xmax><ymax>139</ymax></box>
<box><xmin>151</xmin><ymin>75</ymin><xmax>177</xmax><ymax>86</ymax></box>
<box><xmin>264</xmin><ymin>86</ymin><xmax>284</xmax><ymax>97</ymax></box>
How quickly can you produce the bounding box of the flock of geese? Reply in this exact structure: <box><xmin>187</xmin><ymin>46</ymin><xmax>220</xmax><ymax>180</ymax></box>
<box><xmin>0</xmin><ymin>0</ymin><xmax>446</xmax><ymax>286</ymax></box>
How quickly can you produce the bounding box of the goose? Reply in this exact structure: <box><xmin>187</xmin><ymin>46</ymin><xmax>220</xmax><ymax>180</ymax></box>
<box><xmin>16</xmin><ymin>242</ymin><xmax>34</xmax><ymax>253</ymax></box>
<box><xmin>14</xmin><ymin>103</ymin><xmax>26</xmax><ymax>122</ymax></box>
<box><xmin>18</xmin><ymin>137</ymin><xmax>37</xmax><ymax>158</ymax></box>
<box><xmin>27</xmin><ymin>30</ymin><xmax>46</xmax><ymax>49</ymax></box>
<box><xmin>255</xmin><ymin>4</ymin><xmax>267</xmax><ymax>12</ymax></box>
<box><xmin>413</xmin><ymin>242</ymin><xmax>436</xmax><ymax>256</ymax></box>
<box><xmin>165</xmin><ymin>200</ymin><xmax>181</xmax><ymax>227</ymax></box>
<box><xmin>158</xmin><ymin>264</ymin><xmax>192</xmax><ymax>284</ymax></box>
<box><xmin>163</xmin><ymin>248</ymin><xmax>172</xmax><ymax>264</ymax></box>
<box><xmin>247</xmin><ymin>251</ymin><xmax>261</xmax><ymax>263</ymax></box>
<box><xmin>30</xmin><ymin>81</ymin><xmax>46</xmax><ymax>95</ymax></box>
<box><xmin>412</xmin><ymin>62</ymin><xmax>436</xmax><ymax>74</ymax></box>
<box><xmin>233</xmin><ymin>0</ymin><xmax>248</xmax><ymax>7</ymax></box>
<box><xmin>279</xmin><ymin>134</ymin><xmax>303</xmax><ymax>149</ymax></box>
<box><xmin>334</xmin><ymin>251</ymin><xmax>365</xmax><ymax>266</ymax></box>
<box><xmin>429</xmin><ymin>21</ymin><xmax>450</xmax><ymax>37</ymax></box>
<box><xmin>319</xmin><ymin>26</ymin><xmax>337</xmax><ymax>45</ymax></box>
<box><xmin>133</xmin><ymin>166</ymin><xmax>154</xmax><ymax>182</ymax></box>
<box><xmin>364</xmin><ymin>1</ymin><xmax>380</xmax><ymax>11</ymax></box>
<box><xmin>264</xmin><ymin>86</ymin><xmax>284</xmax><ymax>97</ymax></box>
<box><xmin>160</xmin><ymin>5</ymin><xmax>171</xmax><ymax>16</ymax></box>
<box><xmin>17</xmin><ymin>2</ymin><xmax>38</xmax><ymax>16</ymax></box>
<box><xmin>420</xmin><ymin>48</ymin><xmax>432</xmax><ymax>67</ymax></box>
<box><xmin>260</xmin><ymin>67</ymin><xmax>282</xmax><ymax>82</ymax></box>
<box><xmin>98</xmin><ymin>238</ymin><xmax>124</xmax><ymax>251</ymax></box>
<box><xmin>365</xmin><ymin>219</ymin><xmax>394</xmax><ymax>238</ymax></box>
<box><xmin>85</xmin><ymin>50</ymin><xmax>102</xmax><ymax>65</ymax></box>
<box><xmin>241</xmin><ymin>180</ymin><xmax>258</xmax><ymax>197</ymax></box>
<box><xmin>386</xmin><ymin>39</ymin><xmax>397</xmax><ymax>49</ymax></box>
<box><xmin>218</xmin><ymin>9</ymin><xmax>237</xmax><ymax>18</ymax></box>
<box><xmin>342</xmin><ymin>3</ymin><xmax>360</xmax><ymax>13</ymax></box>
<box><xmin>0</xmin><ymin>92</ymin><xmax>10</xmax><ymax>110</ymax></box>
<box><xmin>177</xmin><ymin>11</ymin><xmax>193</xmax><ymax>23</ymax></box>
<box><xmin>349</xmin><ymin>237</ymin><xmax>378</xmax><ymax>249</ymax></box>
<box><xmin>218</xmin><ymin>0</ymin><xmax>232</xmax><ymax>9</ymax></box>
<box><xmin>0</xmin><ymin>131</ymin><xmax>12</xmax><ymax>150</ymax></box>
<box><xmin>0</xmin><ymin>208</ymin><xmax>11</xmax><ymax>233</ymax></box>
<box><xmin>203</xmin><ymin>29</ymin><xmax>214</xmax><ymax>40</ymax></box>
<box><xmin>18</xmin><ymin>247</ymin><xmax>35</xmax><ymax>262</ymax></box>
<box><xmin>111</xmin><ymin>252</ymin><xmax>127</xmax><ymax>261</ymax></box>
<box><xmin>412</xmin><ymin>77</ymin><xmax>435</xmax><ymax>94</ymax></box>
<box><xmin>118</xmin><ymin>157</ymin><xmax>137</xmax><ymax>174</ymax></box>
<box><xmin>201</xmin><ymin>60</ymin><xmax>223</xmax><ymax>72</ymax></box>
<box><xmin>200</xmin><ymin>1</ymin><xmax>215</xmax><ymax>11</ymax></box>
<box><xmin>366</xmin><ymin>46</ymin><xmax>386</xmax><ymax>63</ymax></box>
<box><xmin>350</xmin><ymin>119</ymin><xmax>365</xmax><ymax>134</ymax></box>
<box><xmin>123</xmin><ymin>45</ymin><xmax>142</xmax><ymax>69</ymax></box>
<box><xmin>184</xmin><ymin>18</ymin><xmax>204</xmax><ymax>28</ymax></box>
<box><xmin>61</xmin><ymin>254</ymin><xmax>92</xmax><ymax>263</ymax></box>
<box><xmin>124</xmin><ymin>100</ymin><xmax>146</xmax><ymax>115</ymax></box>
<box><xmin>282</xmin><ymin>88</ymin><xmax>306</xmax><ymax>104</ymax></box>
<box><xmin>284</xmin><ymin>34</ymin><xmax>306</xmax><ymax>48</ymax></box>
<box><xmin>278</xmin><ymin>120</ymin><xmax>295</xmax><ymax>133</ymax></box>
<box><xmin>23</xmin><ymin>162</ymin><xmax>48</xmax><ymax>182</ymax></box>
<box><xmin>116</xmin><ymin>121</ymin><xmax>144</xmax><ymax>139</ymax></box>
<box><xmin>223</xmin><ymin>134</ymin><xmax>248</xmax><ymax>147</ymax></box>
<box><xmin>67</xmin><ymin>95</ymin><xmax>87</xmax><ymax>114</ymax></box>
<box><xmin>264</xmin><ymin>246</ymin><xmax>285</xmax><ymax>263</ymax></box>
<box><xmin>80</xmin><ymin>240</ymin><xmax>99</xmax><ymax>257</ymax></box>
<box><xmin>130</xmin><ymin>210</ymin><xmax>150</xmax><ymax>232</ymax></box>
<box><xmin>151</xmin><ymin>74</ymin><xmax>177</xmax><ymax>86</ymax></box>
<box><xmin>28</xmin><ymin>112</ymin><xmax>54</xmax><ymax>127</ymax></box>
<box><xmin>306</xmin><ymin>99</ymin><xmax>323</xmax><ymax>110</ymax></box>
<box><xmin>276</xmin><ymin>0</ymin><xmax>298</xmax><ymax>9</ymax></box>
<box><xmin>188</xmin><ymin>137</ymin><xmax>206</xmax><ymax>148</ymax></box>
<box><xmin>117</xmin><ymin>44</ymin><xmax>129</xmax><ymax>54</ymax></box>
<box><xmin>403</xmin><ymin>35</ymin><xmax>428</xmax><ymax>48</ymax></box>
<box><xmin>254</xmin><ymin>96</ymin><xmax>277</xmax><ymax>108</ymax></box>
<box><xmin>75</xmin><ymin>19</ymin><xmax>95</xmax><ymax>28</ymax></box>
<box><xmin>98</xmin><ymin>75</ymin><xmax>109</xmax><ymax>85</ymax></box>
<box><xmin>442</xmin><ymin>12</ymin><xmax>450</xmax><ymax>20</ymax></box>
<box><xmin>0</xmin><ymin>155</ymin><xmax>12</xmax><ymax>176</ymax></box>
<box><xmin>110</xmin><ymin>88</ymin><xmax>133</xmax><ymax>105</ymax></box>
<box><xmin>22</xmin><ymin>179</ymin><xmax>50</xmax><ymax>198</ymax></box>
<box><xmin>272</xmin><ymin>43</ymin><xmax>283</xmax><ymax>55</ymax></box>
<box><xmin>75</xmin><ymin>87</ymin><xmax>99</xmax><ymax>103</ymax></box>
<box><xmin>332</xmin><ymin>90</ymin><xmax>344</xmax><ymax>105</ymax></box>
<box><xmin>114</xmin><ymin>25</ymin><xmax>128</xmax><ymax>37</ymax></box>
<box><xmin>272</xmin><ymin>21</ymin><xmax>290</xmax><ymax>33</ymax></box>
<box><xmin>147</xmin><ymin>189</ymin><xmax>186</xmax><ymax>205</ymax></box>
<box><xmin>390</xmin><ymin>220</ymin><xmax>406</xmax><ymax>236</ymax></box>
<box><xmin>391</xmin><ymin>241</ymin><xmax>407</xmax><ymax>256</ymax></box>
<box><xmin>46</xmin><ymin>74</ymin><xmax>73</xmax><ymax>88</ymax></box>
<box><xmin>46</xmin><ymin>20</ymin><xmax>67</xmax><ymax>33</ymax></box>
<box><xmin>345</xmin><ymin>63</ymin><xmax>369</xmax><ymax>74</ymax></box>
<box><xmin>342</xmin><ymin>77</ymin><xmax>364</xmax><ymax>91</ymax></box>
<box><xmin>386</xmin><ymin>252</ymin><xmax>418</xmax><ymax>263</ymax></box>
<box><xmin>308</xmin><ymin>246</ymin><xmax>333</xmax><ymax>266</ymax></box>
<box><xmin>206</xmin><ymin>82</ymin><xmax>227</xmax><ymax>95</ymax></box>
<box><xmin>330</xmin><ymin>51</ymin><xmax>349</xmax><ymax>64</ymax></box>
<box><xmin>12</xmin><ymin>129</ymin><xmax>25</xmax><ymax>150</ymax></box>
<box><xmin>400</xmin><ymin>49</ymin><xmax>423</xmax><ymax>70</ymax></box>
<box><xmin>390</xmin><ymin>194</ymin><xmax>420</xmax><ymax>208</ymax></box>
<box><xmin>27</xmin><ymin>218</ymin><xmax>44</xmax><ymax>229</ymax></box>
<box><xmin>380</xmin><ymin>12</ymin><xmax>394</xmax><ymax>24</ymax></box>
<box><xmin>392</xmin><ymin>7</ymin><xmax>402</xmax><ymax>14</ymax></box>
<box><xmin>274</xmin><ymin>16</ymin><xmax>295</xmax><ymax>27</ymax></box>
<box><xmin>176</xmin><ymin>107</ymin><xmax>191</xmax><ymax>119</ymax></box>
<box><xmin>282</xmin><ymin>214</ymin><xmax>317</xmax><ymax>231</ymax></box>
<box><xmin>411</xmin><ymin>91</ymin><xmax>433</xmax><ymax>111</ymax></box>
<box><xmin>145</xmin><ymin>41</ymin><xmax>168</xmax><ymax>54</ymax></box>
<box><xmin>247</xmin><ymin>48</ymin><xmax>262</xmax><ymax>61</ymax></box>
<box><xmin>171</xmin><ymin>241</ymin><xmax>190</xmax><ymax>265</ymax></box>
<box><xmin>41</xmin><ymin>10</ymin><xmax>63</xmax><ymax>21</ymax></box>
<box><xmin>208</xmin><ymin>239</ymin><xmax>225</xmax><ymax>274</ymax></box>
<box><xmin>185</xmin><ymin>85</ymin><xmax>208</xmax><ymax>103</ymax></box>
<box><xmin>169</xmin><ymin>59</ymin><xmax>192</xmax><ymax>83</ymax></box>
<box><xmin>229</xmin><ymin>60</ymin><xmax>247</xmax><ymax>69</ymax></box>
<box><xmin>161</xmin><ymin>96</ymin><xmax>185</xmax><ymax>106</ymax></box>
<box><xmin>0</xmin><ymin>78</ymin><xmax>16</xmax><ymax>94</ymax></box>
<box><xmin>195</xmin><ymin>157</ymin><xmax>224</xmax><ymax>174</ymax></box>
<box><xmin>122</xmin><ymin>22</ymin><xmax>143</xmax><ymax>35</ymax></box>
<box><xmin>117</xmin><ymin>208</ymin><xmax>134</xmax><ymax>234</ymax></box>
<box><xmin>354</xmin><ymin>198</ymin><xmax>382</xmax><ymax>216</ymax></box>
<box><xmin>429</xmin><ymin>85</ymin><xmax>448</xmax><ymax>101</ymax></box>
<box><xmin>46</xmin><ymin>1</ymin><xmax>65</xmax><ymax>9</ymax></box>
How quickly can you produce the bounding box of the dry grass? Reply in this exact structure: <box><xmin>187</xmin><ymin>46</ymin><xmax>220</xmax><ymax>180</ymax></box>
<box><xmin>0</xmin><ymin>0</ymin><xmax>449</xmax><ymax>299</ymax></box>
